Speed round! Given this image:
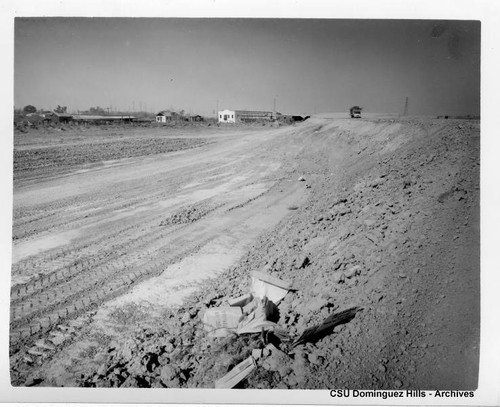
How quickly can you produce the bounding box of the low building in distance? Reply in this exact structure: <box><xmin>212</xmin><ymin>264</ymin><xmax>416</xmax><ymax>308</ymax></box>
<box><xmin>218</xmin><ymin>110</ymin><xmax>276</xmax><ymax>124</ymax></box>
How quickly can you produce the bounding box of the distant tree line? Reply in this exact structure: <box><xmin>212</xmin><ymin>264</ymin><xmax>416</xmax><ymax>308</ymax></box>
<box><xmin>18</xmin><ymin>105</ymin><xmax>67</xmax><ymax>115</ymax></box>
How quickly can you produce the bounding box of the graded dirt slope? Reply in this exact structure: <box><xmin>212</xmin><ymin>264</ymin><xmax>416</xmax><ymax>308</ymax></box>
<box><xmin>10</xmin><ymin>118</ymin><xmax>479</xmax><ymax>390</ymax></box>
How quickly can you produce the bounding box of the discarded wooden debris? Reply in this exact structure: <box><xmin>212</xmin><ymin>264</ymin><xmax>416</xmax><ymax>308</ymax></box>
<box><xmin>227</xmin><ymin>293</ymin><xmax>253</xmax><ymax>307</ymax></box>
<box><xmin>214</xmin><ymin>356</ymin><xmax>256</xmax><ymax>389</ymax></box>
<box><xmin>292</xmin><ymin>306</ymin><xmax>362</xmax><ymax>347</ymax></box>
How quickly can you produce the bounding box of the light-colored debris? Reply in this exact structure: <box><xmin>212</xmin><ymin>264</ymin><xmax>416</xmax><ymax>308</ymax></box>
<box><xmin>251</xmin><ymin>271</ymin><xmax>292</xmax><ymax>304</ymax></box>
<box><xmin>214</xmin><ymin>356</ymin><xmax>256</xmax><ymax>389</ymax></box>
<box><xmin>252</xmin><ymin>348</ymin><xmax>263</xmax><ymax>360</ymax></box>
<box><xmin>35</xmin><ymin>339</ymin><xmax>55</xmax><ymax>351</ymax></box>
<box><xmin>227</xmin><ymin>293</ymin><xmax>253</xmax><ymax>307</ymax></box>
<box><xmin>202</xmin><ymin>307</ymin><xmax>242</xmax><ymax>338</ymax></box>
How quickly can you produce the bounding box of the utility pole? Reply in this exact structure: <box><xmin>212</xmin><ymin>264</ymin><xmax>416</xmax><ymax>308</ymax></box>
<box><xmin>403</xmin><ymin>97</ymin><xmax>409</xmax><ymax>116</ymax></box>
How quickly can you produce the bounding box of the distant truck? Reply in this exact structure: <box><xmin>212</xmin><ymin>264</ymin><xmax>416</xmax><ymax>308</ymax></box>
<box><xmin>350</xmin><ymin>106</ymin><xmax>362</xmax><ymax>118</ymax></box>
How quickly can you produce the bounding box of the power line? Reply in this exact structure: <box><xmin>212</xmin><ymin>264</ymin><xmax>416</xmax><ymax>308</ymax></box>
<box><xmin>403</xmin><ymin>97</ymin><xmax>409</xmax><ymax>116</ymax></box>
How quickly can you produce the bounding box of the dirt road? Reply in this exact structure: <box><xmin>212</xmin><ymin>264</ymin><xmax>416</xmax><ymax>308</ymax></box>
<box><xmin>10</xmin><ymin>118</ymin><xmax>480</xmax><ymax>390</ymax></box>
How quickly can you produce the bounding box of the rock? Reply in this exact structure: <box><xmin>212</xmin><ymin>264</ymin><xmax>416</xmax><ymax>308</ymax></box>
<box><xmin>181</xmin><ymin>312</ymin><xmax>191</xmax><ymax>324</ymax></box>
<box><xmin>24</xmin><ymin>376</ymin><xmax>43</xmax><ymax>387</ymax></box>
<box><xmin>27</xmin><ymin>347</ymin><xmax>47</xmax><ymax>357</ymax></box>
<box><xmin>394</xmin><ymin>379</ymin><xmax>403</xmax><ymax>388</ymax></box>
<box><xmin>97</xmin><ymin>365</ymin><xmax>108</xmax><ymax>376</ymax></box>
<box><xmin>345</xmin><ymin>265</ymin><xmax>361</xmax><ymax>278</ymax></box>
<box><xmin>295</xmin><ymin>255</ymin><xmax>310</xmax><ymax>269</ymax></box>
<box><xmin>261</xmin><ymin>345</ymin><xmax>292</xmax><ymax>377</ymax></box>
<box><xmin>364</xmin><ymin>219</ymin><xmax>377</xmax><ymax>227</ymax></box>
<box><xmin>23</xmin><ymin>356</ymin><xmax>34</xmax><ymax>365</ymax></box>
<box><xmin>298</xmin><ymin>176</ymin><xmax>306</xmax><ymax>181</ymax></box>
<box><xmin>35</xmin><ymin>339</ymin><xmax>55</xmax><ymax>351</ymax></box>
<box><xmin>48</xmin><ymin>332</ymin><xmax>68</xmax><ymax>346</ymax></box>
<box><xmin>159</xmin><ymin>365</ymin><xmax>177</xmax><ymax>382</ymax></box>
<box><xmin>331</xmin><ymin>198</ymin><xmax>348</xmax><ymax>207</ymax></box>
<box><xmin>332</xmin><ymin>271</ymin><xmax>345</xmax><ymax>284</ymax></box>
<box><xmin>308</xmin><ymin>351</ymin><xmax>324</xmax><ymax>365</ymax></box>
<box><xmin>369</xmin><ymin>178</ymin><xmax>384</xmax><ymax>188</ymax></box>
<box><xmin>377</xmin><ymin>363</ymin><xmax>387</xmax><ymax>373</ymax></box>
<box><xmin>163</xmin><ymin>342</ymin><xmax>175</xmax><ymax>354</ymax></box>
<box><xmin>286</xmin><ymin>373</ymin><xmax>299</xmax><ymax>387</ymax></box>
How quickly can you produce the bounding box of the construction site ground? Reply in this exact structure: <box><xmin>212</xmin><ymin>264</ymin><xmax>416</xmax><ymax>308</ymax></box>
<box><xmin>10</xmin><ymin>117</ymin><xmax>480</xmax><ymax>390</ymax></box>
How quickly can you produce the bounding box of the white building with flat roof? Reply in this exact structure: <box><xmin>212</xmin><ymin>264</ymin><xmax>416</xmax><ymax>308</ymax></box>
<box><xmin>218</xmin><ymin>110</ymin><xmax>236</xmax><ymax>123</ymax></box>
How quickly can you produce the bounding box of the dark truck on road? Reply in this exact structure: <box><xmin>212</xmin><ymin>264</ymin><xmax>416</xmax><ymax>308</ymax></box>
<box><xmin>350</xmin><ymin>106</ymin><xmax>362</xmax><ymax>118</ymax></box>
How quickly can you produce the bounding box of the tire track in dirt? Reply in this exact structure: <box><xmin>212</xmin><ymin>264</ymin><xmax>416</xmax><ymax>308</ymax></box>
<box><xmin>9</xmin><ymin>177</ymin><xmax>293</xmax><ymax>356</ymax></box>
<box><xmin>10</xmin><ymin>197</ymin><xmax>224</xmax><ymax>337</ymax></box>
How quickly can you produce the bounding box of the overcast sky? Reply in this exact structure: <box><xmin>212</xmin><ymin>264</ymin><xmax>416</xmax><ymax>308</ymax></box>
<box><xmin>14</xmin><ymin>18</ymin><xmax>480</xmax><ymax>116</ymax></box>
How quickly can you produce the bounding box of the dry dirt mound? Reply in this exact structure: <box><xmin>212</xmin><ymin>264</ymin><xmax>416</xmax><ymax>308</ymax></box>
<box><xmin>13</xmin><ymin>118</ymin><xmax>480</xmax><ymax>389</ymax></box>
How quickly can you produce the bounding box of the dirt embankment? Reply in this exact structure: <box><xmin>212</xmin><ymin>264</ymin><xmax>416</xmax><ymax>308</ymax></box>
<box><xmin>11</xmin><ymin>118</ymin><xmax>480</xmax><ymax>389</ymax></box>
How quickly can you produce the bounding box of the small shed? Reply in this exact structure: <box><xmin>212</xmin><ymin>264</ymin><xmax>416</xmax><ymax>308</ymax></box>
<box><xmin>51</xmin><ymin>111</ymin><xmax>74</xmax><ymax>123</ymax></box>
<box><xmin>156</xmin><ymin>110</ymin><xmax>183</xmax><ymax>123</ymax></box>
<box><xmin>189</xmin><ymin>115</ymin><xmax>204</xmax><ymax>122</ymax></box>
<box><xmin>156</xmin><ymin>110</ymin><xmax>174</xmax><ymax>123</ymax></box>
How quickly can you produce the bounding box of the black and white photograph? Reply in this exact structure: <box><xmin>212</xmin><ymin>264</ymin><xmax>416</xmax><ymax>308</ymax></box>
<box><xmin>2</xmin><ymin>0</ymin><xmax>498</xmax><ymax>405</ymax></box>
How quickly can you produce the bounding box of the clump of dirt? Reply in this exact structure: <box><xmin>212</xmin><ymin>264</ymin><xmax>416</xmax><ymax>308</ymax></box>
<box><xmin>159</xmin><ymin>202</ymin><xmax>219</xmax><ymax>226</ymax></box>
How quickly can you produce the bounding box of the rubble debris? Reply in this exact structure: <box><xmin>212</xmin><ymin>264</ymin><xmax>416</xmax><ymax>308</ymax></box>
<box><xmin>292</xmin><ymin>307</ymin><xmax>362</xmax><ymax>347</ymax></box>
<box><xmin>227</xmin><ymin>293</ymin><xmax>253</xmax><ymax>307</ymax></box>
<box><xmin>202</xmin><ymin>271</ymin><xmax>291</xmax><ymax>337</ymax></box>
<box><xmin>237</xmin><ymin>296</ymin><xmax>278</xmax><ymax>334</ymax></box>
<box><xmin>202</xmin><ymin>307</ymin><xmax>242</xmax><ymax>338</ymax></box>
<box><xmin>214</xmin><ymin>356</ymin><xmax>256</xmax><ymax>389</ymax></box>
<box><xmin>251</xmin><ymin>271</ymin><xmax>292</xmax><ymax>304</ymax></box>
